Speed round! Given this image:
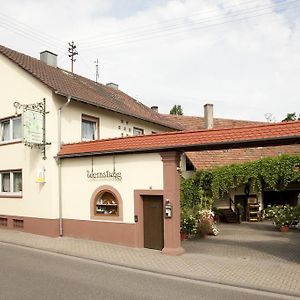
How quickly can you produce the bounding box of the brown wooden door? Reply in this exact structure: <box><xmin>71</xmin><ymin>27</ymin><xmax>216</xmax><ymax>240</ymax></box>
<box><xmin>143</xmin><ymin>196</ymin><xmax>164</xmax><ymax>250</ymax></box>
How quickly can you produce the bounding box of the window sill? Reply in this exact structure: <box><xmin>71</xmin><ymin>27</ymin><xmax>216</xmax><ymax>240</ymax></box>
<box><xmin>0</xmin><ymin>139</ymin><xmax>22</xmax><ymax>146</ymax></box>
<box><xmin>0</xmin><ymin>193</ymin><xmax>22</xmax><ymax>198</ymax></box>
<box><xmin>91</xmin><ymin>214</ymin><xmax>123</xmax><ymax>221</ymax></box>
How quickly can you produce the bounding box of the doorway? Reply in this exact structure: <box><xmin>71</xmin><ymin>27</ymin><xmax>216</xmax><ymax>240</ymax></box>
<box><xmin>143</xmin><ymin>195</ymin><xmax>164</xmax><ymax>250</ymax></box>
<box><xmin>234</xmin><ymin>195</ymin><xmax>247</xmax><ymax>221</ymax></box>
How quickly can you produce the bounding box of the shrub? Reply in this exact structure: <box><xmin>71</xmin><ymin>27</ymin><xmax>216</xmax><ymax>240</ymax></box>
<box><xmin>264</xmin><ymin>205</ymin><xmax>299</xmax><ymax>227</ymax></box>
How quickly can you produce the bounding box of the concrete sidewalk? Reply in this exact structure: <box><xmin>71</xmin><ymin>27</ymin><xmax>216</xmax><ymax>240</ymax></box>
<box><xmin>0</xmin><ymin>223</ymin><xmax>299</xmax><ymax>298</ymax></box>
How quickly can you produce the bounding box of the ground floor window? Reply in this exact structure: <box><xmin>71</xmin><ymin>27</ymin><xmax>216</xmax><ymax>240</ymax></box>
<box><xmin>0</xmin><ymin>170</ymin><xmax>22</xmax><ymax>197</ymax></box>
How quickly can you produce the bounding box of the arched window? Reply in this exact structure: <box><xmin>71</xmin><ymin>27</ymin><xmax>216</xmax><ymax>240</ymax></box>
<box><xmin>91</xmin><ymin>186</ymin><xmax>123</xmax><ymax>221</ymax></box>
<box><xmin>95</xmin><ymin>191</ymin><xmax>119</xmax><ymax>216</ymax></box>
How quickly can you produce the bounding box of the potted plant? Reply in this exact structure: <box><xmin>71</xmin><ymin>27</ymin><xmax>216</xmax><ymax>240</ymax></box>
<box><xmin>180</xmin><ymin>208</ymin><xmax>197</xmax><ymax>240</ymax></box>
<box><xmin>264</xmin><ymin>204</ymin><xmax>297</xmax><ymax>231</ymax></box>
<box><xmin>197</xmin><ymin>209</ymin><xmax>219</xmax><ymax>237</ymax></box>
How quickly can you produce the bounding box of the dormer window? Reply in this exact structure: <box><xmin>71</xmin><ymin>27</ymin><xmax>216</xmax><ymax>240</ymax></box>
<box><xmin>133</xmin><ymin>127</ymin><xmax>144</xmax><ymax>136</ymax></box>
<box><xmin>81</xmin><ymin>115</ymin><xmax>99</xmax><ymax>141</ymax></box>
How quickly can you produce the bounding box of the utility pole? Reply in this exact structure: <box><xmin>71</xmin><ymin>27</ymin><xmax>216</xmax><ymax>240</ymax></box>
<box><xmin>68</xmin><ymin>41</ymin><xmax>78</xmax><ymax>73</ymax></box>
<box><xmin>94</xmin><ymin>58</ymin><xmax>99</xmax><ymax>83</ymax></box>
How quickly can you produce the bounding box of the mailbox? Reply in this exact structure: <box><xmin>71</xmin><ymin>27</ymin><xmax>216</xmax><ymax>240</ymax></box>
<box><xmin>165</xmin><ymin>199</ymin><xmax>172</xmax><ymax>218</ymax></box>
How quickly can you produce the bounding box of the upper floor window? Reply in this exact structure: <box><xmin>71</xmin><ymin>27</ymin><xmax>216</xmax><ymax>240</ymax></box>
<box><xmin>0</xmin><ymin>117</ymin><xmax>21</xmax><ymax>142</ymax></box>
<box><xmin>133</xmin><ymin>127</ymin><xmax>144</xmax><ymax>136</ymax></box>
<box><xmin>82</xmin><ymin>115</ymin><xmax>99</xmax><ymax>141</ymax></box>
<box><xmin>0</xmin><ymin>170</ymin><xmax>22</xmax><ymax>197</ymax></box>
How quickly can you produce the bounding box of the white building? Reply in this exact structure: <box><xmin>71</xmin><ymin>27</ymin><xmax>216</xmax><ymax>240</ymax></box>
<box><xmin>0</xmin><ymin>44</ymin><xmax>186</xmax><ymax>255</ymax></box>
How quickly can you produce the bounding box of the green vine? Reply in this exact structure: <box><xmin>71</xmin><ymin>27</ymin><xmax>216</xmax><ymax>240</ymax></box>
<box><xmin>181</xmin><ymin>154</ymin><xmax>300</xmax><ymax>208</ymax></box>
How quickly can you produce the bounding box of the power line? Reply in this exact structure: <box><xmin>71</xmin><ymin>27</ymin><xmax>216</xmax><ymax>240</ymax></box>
<box><xmin>79</xmin><ymin>0</ymin><xmax>296</xmax><ymax>50</ymax></box>
<box><xmin>78</xmin><ymin>0</ymin><xmax>269</xmax><ymax>45</ymax></box>
<box><xmin>0</xmin><ymin>12</ymin><xmax>66</xmax><ymax>53</ymax></box>
<box><xmin>80</xmin><ymin>1</ymin><xmax>300</xmax><ymax>51</ymax></box>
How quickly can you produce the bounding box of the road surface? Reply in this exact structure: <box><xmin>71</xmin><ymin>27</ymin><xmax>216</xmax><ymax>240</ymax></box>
<box><xmin>0</xmin><ymin>243</ymin><xmax>297</xmax><ymax>300</ymax></box>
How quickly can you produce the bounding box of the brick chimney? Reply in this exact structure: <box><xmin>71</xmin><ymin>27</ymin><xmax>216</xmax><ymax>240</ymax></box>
<box><xmin>40</xmin><ymin>50</ymin><xmax>57</xmax><ymax>68</ymax></box>
<box><xmin>151</xmin><ymin>106</ymin><xmax>158</xmax><ymax>113</ymax></box>
<box><xmin>204</xmin><ymin>103</ymin><xmax>213</xmax><ymax>129</ymax></box>
<box><xmin>106</xmin><ymin>82</ymin><xmax>119</xmax><ymax>90</ymax></box>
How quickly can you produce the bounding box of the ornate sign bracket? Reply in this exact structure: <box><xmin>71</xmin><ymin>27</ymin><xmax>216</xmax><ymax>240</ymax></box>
<box><xmin>13</xmin><ymin>98</ymin><xmax>51</xmax><ymax>160</ymax></box>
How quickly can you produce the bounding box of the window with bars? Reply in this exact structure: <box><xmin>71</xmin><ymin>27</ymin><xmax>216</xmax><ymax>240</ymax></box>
<box><xmin>13</xmin><ymin>219</ymin><xmax>24</xmax><ymax>228</ymax></box>
<box><xmin>0</xmin><ymin>117</ymin><xmax>21</xmax><ymax>143</ymax></box>
<box><xmin>0</xmin><ymin>217</ymin><xmax>8</xmax><ymax>227</ymax></box>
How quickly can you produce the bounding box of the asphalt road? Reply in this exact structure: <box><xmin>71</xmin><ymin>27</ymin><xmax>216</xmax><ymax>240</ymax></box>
<box><xmin>0</xmin><ymin>243</ymin><xmax>297</xmax><ymax>300</ymax></box>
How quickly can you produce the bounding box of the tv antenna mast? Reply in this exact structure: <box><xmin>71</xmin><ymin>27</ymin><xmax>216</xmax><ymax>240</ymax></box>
<box><xmin>94</xmin><ymin>58</ymin><xmax>99</xmax><ymax>83</ymax></box>
<box><xmin>68</xmin><ymin>41</ymin><xmax>78</xmax><ymax>73</ymax></box>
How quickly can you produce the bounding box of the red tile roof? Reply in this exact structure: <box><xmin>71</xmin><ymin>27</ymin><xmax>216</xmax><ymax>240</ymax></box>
<box><xmin>161</xmin><ymin>114</ymin><xmax>264</xmax><ymax>130</ymax></box>
<box><xmin>0</xmin><ymin>44</ymin><xmax>179</xmax><ymax>130</ymax></box>
<box><xmin>186</xmin><ymin>144</ymin><xmax>300</xmax><ymax>169</ymax></box>
<box><xmin>59</xmin><ymin>121</ymin><xmax>300</xmax><ymax>158</ymax></box>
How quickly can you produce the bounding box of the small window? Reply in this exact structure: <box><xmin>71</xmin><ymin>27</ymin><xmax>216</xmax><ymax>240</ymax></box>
<box><xmin>0</xmin><ymin>117</ymin><xmax>21</xmax><ymax>142</ymax></box>
<box><xmin>1</xmin><ymin>173</ymin><xmax>10</xmax><ymax>192</ymax></box>
<box><xmin>82</xmin><ymin>115</ymin><xmax>99</xmax><ymax>141</ymax></box>
<box><xmin>13</xmin><ymin>172</ymin><xmax>22</xmax><ymax>192</ymax></box>
<box><xmin>0</xmin><ymin>170</ymin><xmax>22</xmax><ymax>196</ymax></box>
<box><xmin>13</xmin><ymin>118</ymin><xmax>21</xmax><ymax>139</ymax></box>
<box><xmin>0</xmin><ymin>217</ymin><xmax>7</xmax><ymax>227</ymax></box>
<box><xmin>13</xmin><ymin>219</ymin><xmax>24</xmax><ymax>229</ymax></box>
<box><xmin>133</xmin><ymin>127</ymin><xmax>144</xmax><ymax>136</ymax></box>
<box><xmin>95</xmin><ymin>191</ymin><xmax>119</xmax><ymax>216</ymax></box>
<box><xmin>1</xmin><ymin>120</ymin><xmax>10</xmax><ymax>141</ymax></box>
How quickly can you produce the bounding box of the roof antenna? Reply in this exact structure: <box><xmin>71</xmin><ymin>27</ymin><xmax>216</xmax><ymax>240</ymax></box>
<box><xmin>94</xmin><ymin>58</ymin><xmax>99</xmax><ymax>83</ymax></box>
<box><xmin>68</xmin><ymin>41</ymin><xmax>78</xmax><ymax>73</ymax></box>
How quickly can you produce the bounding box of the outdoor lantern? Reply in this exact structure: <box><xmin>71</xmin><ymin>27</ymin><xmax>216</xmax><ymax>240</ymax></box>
<box><xmin>165</xmin><ymin>199</ymin><xmax>172</xmax><ymax>218</ymax></box>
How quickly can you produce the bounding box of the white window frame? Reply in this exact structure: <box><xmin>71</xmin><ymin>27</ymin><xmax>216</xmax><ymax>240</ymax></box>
<box><xmin>0</xmin><ymin>116</ymin><xmax>22</xmax><ymax>144</ymax></box>
<box><xmin>133</xmin><ymin>127</ymin><xmax>144</xmax><ymax>136</ymax></box>
<box><xmin>81</xmin><ymin>115</ymin><xmax>99</xmax><ymax>141</ymax></box>
<box><xmin>0</xmin><ymin>170</ymin><xmax>22</xmax><ymax>197</ymax></box>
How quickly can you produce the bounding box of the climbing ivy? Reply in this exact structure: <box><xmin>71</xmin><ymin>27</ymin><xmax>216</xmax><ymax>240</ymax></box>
<box><xmin>180</xmin><ymin>154</ymin><xmax>300</xmax><ymax>208</ymax></box>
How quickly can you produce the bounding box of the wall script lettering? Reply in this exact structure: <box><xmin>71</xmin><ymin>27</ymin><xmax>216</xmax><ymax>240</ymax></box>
<box><xmin>86</xmin><ymin>170</ymin><xmax>122</xmax><ymax>180</ymax></box>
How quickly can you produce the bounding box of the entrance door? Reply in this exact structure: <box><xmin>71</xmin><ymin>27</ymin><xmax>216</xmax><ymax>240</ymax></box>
<box><xmin>143</xmin><ymin>196</ymin><xmax>164</xmax><ymax>250</ymax></box>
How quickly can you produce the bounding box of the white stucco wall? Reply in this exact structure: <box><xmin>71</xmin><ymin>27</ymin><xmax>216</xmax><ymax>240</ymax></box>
<box><xmin>0</xmin><ymin>54</ymin><xmax>59</xmax><ymax>218</ymax></box>
<box><xmin>56</xmin><ymin>99</ymin><xmax>173</xmax><ymax>145</ymax></box>
<box><xmin>61</xmin><ymin>153</ymin><xmax>164</xmax><ymax>223</ymax></box>
<box><xmin>0</xmin><ymin>53</ymin><xmax>170</xmax><ymax>221</ymax></box>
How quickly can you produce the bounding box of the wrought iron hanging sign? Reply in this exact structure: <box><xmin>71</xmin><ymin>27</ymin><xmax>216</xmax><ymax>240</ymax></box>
<box><xmin>13</xmin><ymin>98</ymin><xmax>50</xmax><ymax>160</ymax></box>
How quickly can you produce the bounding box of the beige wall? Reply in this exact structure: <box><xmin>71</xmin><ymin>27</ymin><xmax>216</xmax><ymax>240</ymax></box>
<box><xmin>0</xmin><ymin>54</ymin><xmax>59</xmax><ymax>218</ymax></box>
<box><xmin>0</xmin><ymin>53</ymin><xmax>171</xmax><ymax>221</ymax></box>
<box><xmin>57</xmin><ymin>99</ymin><xmax>172</xmax><ymax>145</ymax></box>
<box><xmin>61</xmin><ymin>153</ymin><xmax>164</xmax><ymax>223</ymax></box>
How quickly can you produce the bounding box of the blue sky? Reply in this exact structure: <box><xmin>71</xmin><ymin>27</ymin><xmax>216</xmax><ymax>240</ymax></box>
<box><xmin>1</xmin><ymin>0</ymin><xmax>300</xmax><ymax>122</ymax></box>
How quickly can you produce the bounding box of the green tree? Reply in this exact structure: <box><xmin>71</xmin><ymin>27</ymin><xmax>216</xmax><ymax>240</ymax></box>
<box><xmin>170</xmin><ymin>104</ymin><xmax>183</xmax><ymax>115</ymax></box>
<box><xmin>282</xmin><ymin>112</ymin><xmax>300</xmax><ymax>122</ymax></box>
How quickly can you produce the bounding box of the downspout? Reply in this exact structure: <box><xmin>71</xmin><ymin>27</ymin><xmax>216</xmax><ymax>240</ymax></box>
<box><xmin>57</xmin><ymin>95</ymin><xmax>71</xmax><ymax>236</ymax></box>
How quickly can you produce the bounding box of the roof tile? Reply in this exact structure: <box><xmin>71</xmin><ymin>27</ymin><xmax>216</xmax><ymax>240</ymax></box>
<box><xmin>59</xmin><ymin>121</ymin><xmax>300</xmax><ymax>157</ymax></box>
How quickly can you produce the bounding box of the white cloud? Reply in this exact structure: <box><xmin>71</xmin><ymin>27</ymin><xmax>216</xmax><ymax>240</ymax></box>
<box><xmin>1</xmin><ymin>0</ymin><xmax>300</xmax><ymax>121</ymax></box>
